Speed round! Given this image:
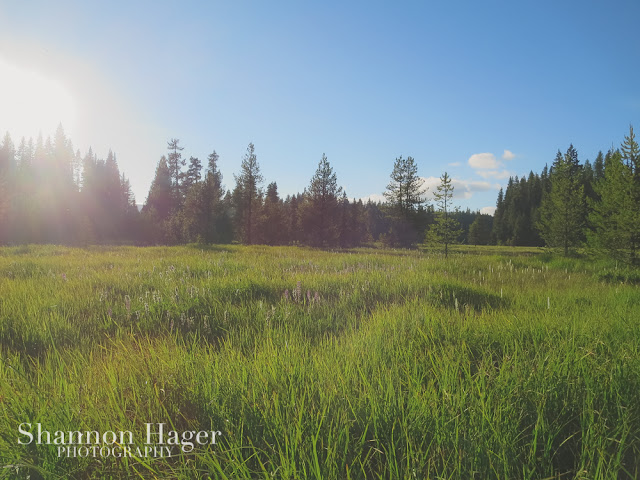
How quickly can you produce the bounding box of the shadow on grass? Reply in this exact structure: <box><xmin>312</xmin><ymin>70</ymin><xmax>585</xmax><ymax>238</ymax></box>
<box><xmin>185</xmin><ymin>243</ymin><xmax>237</xmax><ymax>254</ymax></box>
<box><xmin>431</xmin><ymin>282</ymin><xmax>508</xmax><ymax>312</ymax></box>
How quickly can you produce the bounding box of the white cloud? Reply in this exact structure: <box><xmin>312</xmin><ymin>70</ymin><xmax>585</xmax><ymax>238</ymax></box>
<box><xmin>360</xmin><ymin>193</ymin><xmax>387</xmax><ymax>204</ymax></box>
<box><xmin>448</xmin><ymin>161</ymin><xmax>461</xmax><ymax>167</ymax></box>
<box><xmin>420</xmin><ymin>176</ymin><xmax>499</xmax><ymax>202</ymax></box>
<box><xmin>476</xmin><ymin>169</ymin><xmax>512</xmax><ymax>179</ymax></box>
<box><xmin>502</xmin><ymin>149</ymin><xmax>515</xmax><ymax>161</ymax></box>
<box><xmin>480</xmin><ymin>206</ymin><xmax>497</xmax><ymax>215</ymax></box>
<box><xmin>468</xmin><ymin>153</ymin><xmax>499</xmax><ymax>169</ymax></box>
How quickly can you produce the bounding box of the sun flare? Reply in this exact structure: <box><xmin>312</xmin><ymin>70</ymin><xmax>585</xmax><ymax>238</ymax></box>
<box><xmin>0</xmin><ymin>59</ymin><xmax>77</xmax><ymax>139</ymax></box>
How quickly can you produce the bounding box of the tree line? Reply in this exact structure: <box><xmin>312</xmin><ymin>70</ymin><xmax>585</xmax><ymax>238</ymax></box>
<box><xmin>492</xmin><ymin>125</ymin><xmax>640</xmax><ymax>264</ymax></box>
<box><xmin>0</xmin><ymin>124</ymin><xmax>638</xmax><ymax>263</ymax></box>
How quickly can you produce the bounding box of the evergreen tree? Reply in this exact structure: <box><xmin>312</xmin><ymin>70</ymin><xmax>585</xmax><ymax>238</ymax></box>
<box><xmin>302</xmin><ymin>153</ymin><xmax>342</xmax><ymax>247</ymax></box>
<box><xmin>591</xmin><ymin>126</ymin><xmax>640</xmax><ymax>264</ymax></box>
<box><xmin>425</xmin><ymin>172</ymin><xmax>461</xmax><ymax>258</ymax></box>
<box><xmin>453</xmin><ymin>208</ymin><xmax>478</xmax><ymax>245</ymax></box>
<box><xmin>142</xmin><ymin>156</ymin><xmax>173</xmax><ymax>243</ymax></box>
<box><xmin>338</xmin><ymin>191</ymin><xmax>351</xmax><ymax>248</ymax></box>
<box><xmin>383</xmin><ymin>155</ymin><xmax>425</xmax><ymax>247</ymax></box>
<box><xmin>184</xmin><ymin>156</ymin><xmax>202</xmax><ymax>190</ymax></box>
<box><xmin>491</xmin><ymin>188</ymin><xmax>507</xmax><ymax>244</ymax></box>
<box><xmin>621</xmin><ymin>125</ymin><xmax>640</xmax><ymax>174</ymax></box>
<box><xmin>182</xmin><ymin>181</ymin><xmax>205</xmax><ymax>243</ymax></box>
<box><xmin>0</xmin><ymin>132</ymin><xmax>16</xmax><ymax>243</ymax></box>
<box><xmin>103</xmin><ymin>150</ymin><xmax>124</xmax><ymax>239</ymax></box>
<box><xmin>199</xmin><ymin>150</ymin><xmax>230</xmax><ymax>243</ymax></box>
<box><xmin>259</xmin><ymin>182</ymin><xmax>285</xmax><ymax>245</ymax></box>
<box><xmin>180</xmin><ymin>156</ymin><xmax>205</xmax><ymax>242</ymax></box>
<box><xmin>468</xmin><ymin>214</ymin><xmax>493</xmax><ymax>245</ymax></box>
<box><xmin>284</xmin><ymin>194</ymin><xmax>303</xmax><ymax>245</ymax></box>
<box><xmin>593</xmin><ymin>151</ymin><xmax>605</xmax><ymax>182</ymax></box>
<box><xmin>537</xmin><ymin>147</ymin><xmax>585</xmax><ymax>255</ymax></box>
<box><xmin>166</xmin><ymin>138</ymin><xmax>185</xmax><ymax>208</ymax></box>
<box><xmin>365</xmin><ymin>200</ymin><xmax>390</xmax><ymax>243</ymax></box>
<box><xmin>588</xmin><ymin>151</ymin><xmax>631</xmax><ymax>259</ymax></box>
<box><xmin>565</xmin><ymin>143</ymin><xmax>581</xmax><ymax>176</ymax></box>
<box><xmin>233</xmin><ymin>143</ymin><xmax>263</xmax><ymax>244</ymax></box>
<box><xmin>621</xmin><ymin>125</ymin><xmax>640</xmax><ymax>264</ymax></box>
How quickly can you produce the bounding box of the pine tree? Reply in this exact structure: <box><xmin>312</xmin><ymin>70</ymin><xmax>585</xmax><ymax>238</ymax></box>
<box><xmin>491</xmin><ymin>188</ymin><xmax>507</xmax><ymax>244</ymax></box>
<box><xmin>591</xmin><ymin>126</ymin><xmax>640</xmax><ymax>264</ymax></box>
<box><xmin>284</xmin><ymin>194</ymin><xmax>303</xmax><ymax>245</ymax></box>
<box><xmin>593</xmin><ymin>151</ymin><xmax>605</xmax><ymax>183</ymax></box>
<box><xmin>0</xmin><ymin>132</ymin><xmax>16</xmax><ymax>243</ymax></box>
<box><xmin>565</xmin><ymin>143</ymin><xmax>581</xmax><ymax>176</ymax></box>
<box><xmin>468</xmin><ymin>214</ymin><xmax>493</xmax><ymax>245</ymax></box>
<box><xmin>537</xmin><ymin>147</ymin><xmax>585</xmax><ymax>256</ymax></box>
<box><xmin>259</xmin><ymin>182</ymin><xmax>285</xmax><ymax>245</ymax></box>
<box><xmin>426</xmin><ymin>172</ymin><xmax>461</xmax><ymax>258</ymax></box>
<box><xmin>384</xmin><ymin>155</ymin><xmax>425</xmax><ymax>214</ymax></box>
<box><xmin>383</xmin><ymin>155</ymin><xmax>425</xmax><ymax>247</ymax></box>
<box><xmin>184</xmin><ymin>156</ymin><xmax>202</xmax><ymax>190</ymax></box>
<box><xmin>166</xmin><ymin>138</ymin><xmax>185</xmax><ymax>208</ymax></box>
<box><xmin>233</xmin><ymin>143</ymin><xmax>263</xmax><ymax>244</ymax></box>
<box><xmin>302</xmin><ymin>153</ymin><xmax>342</xmax><ymax>247</ymax></box>
<box><xmin>338</xmin><ymin>191</ymin><xmax>351</xmax><ymax>248</ymax></box>
<box><xmin>588</xmin><ymin>151</ymin><xmax>632</xmax><ymax>259</ymax></box>
<box><xmin>621</xmin><ymin>125</ymin><xmax>640</xmax><ymax>174</ymax></box>
<box><xmin>103</xmin><ymin>150</ymin><xmax>123</xmax><ymax>239</ymax></box>
<box><xmin>621</xmin><ymin>125</ymin><xmax>640</xmax><ymax>264</ymax></box>
<box><xmin>142</xmin><ymin>156</ymin><xmax>173</xmax><ymax>242</ymax></box>
<box><xmin>198</xmin><ymin>150</ymin><xmax>229</xmax><ymax>243</ymax></box>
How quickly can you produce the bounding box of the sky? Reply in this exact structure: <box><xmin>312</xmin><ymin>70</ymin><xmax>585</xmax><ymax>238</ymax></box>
<box><xmin>1</xmin><ymin>1</ymin><xmax>639</xmax><ymax>215</ymax></box>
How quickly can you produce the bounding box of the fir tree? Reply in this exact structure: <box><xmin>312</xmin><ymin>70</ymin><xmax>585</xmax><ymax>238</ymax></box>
<box><xmin>142</xmin><ymin>156</ymin><xmax>173</xmax><ymax>242</ymax></box>
<box><xmin>588</xmin><ymin>151</ymin><xmax>633</xmax><ymax>259</ymax></box>
<box><xmin>537</xmin><ymin>147</ymin><xmax>585</xmax><ymax>255</ymax></box>
<box><xmin>426</xmin><ymin>172</ymin><xmax>461</xmax><ymax>258</ymax></box>
<box><xmin>166</xmin><ymin>138</ymin><xmax>185</xmax><ymax>208</ymax></box>
<box><xmin>468</xmin><ymin>214</ymin><xmax>493</xmax><ymax>246</ymax></box>
<box><xmin>491</xmin><ymin>188</ymin><xmax>507</xmax><ymax>244</ymax></box>
<box><xmin>383</xmin><ymin>155</ymin><xmax>425</xmax><ymax>247</ymax></box>
<box><xmin>259</xmin><ymin>182</ymin><xmax>285</xmax><ymax>245</ymax></box>
<box><xmin>233</xmin><ymin>143</ymin><xmax>263</xmax><ymax>244</ymax></box>
<box><xmin>302</xmin><ymin>153</ymin><xmax>342</xmax><ymax>247</ymax></box>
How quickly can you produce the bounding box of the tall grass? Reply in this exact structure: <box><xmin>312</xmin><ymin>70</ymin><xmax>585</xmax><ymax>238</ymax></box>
<box><xmin>0</xmin><ymin>245</ymin><xmax>638</xmax><ymax>478</ymax></box>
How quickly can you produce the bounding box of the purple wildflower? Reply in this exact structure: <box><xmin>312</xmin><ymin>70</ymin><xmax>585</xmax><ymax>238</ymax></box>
<box><xmin>306</xmin><ymin>290</ymin><xmax>312</xmax><ymax>303</ymax></box>
<box><xmin>283</xmin><ymin>289</ymin><xmax>289</xmax><ymax>301</ymax></box>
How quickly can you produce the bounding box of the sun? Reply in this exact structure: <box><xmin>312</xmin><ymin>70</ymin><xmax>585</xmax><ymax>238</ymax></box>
<box><xmin>0</xmin><ymin>59</ymin><xmax>77</xmax><ymax>140</ymax></box>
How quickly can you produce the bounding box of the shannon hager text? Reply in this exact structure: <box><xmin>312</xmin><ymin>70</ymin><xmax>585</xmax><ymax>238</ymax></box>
<box><xmin>18</xmin><ymin>423</ymin><xmax>222</xmax><ymax>453</ymax></box>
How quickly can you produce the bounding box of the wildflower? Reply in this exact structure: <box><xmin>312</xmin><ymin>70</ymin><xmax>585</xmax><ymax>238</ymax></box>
<box><xmin>293</xmin><ymin>281</ymin><xmax>302</xmax><ymax>302</ymax></box>
<box><xmin>61</xmin><ymin>273</ymin><xmax>67</xmax><ymax>281</ymax></box>
<box><xmin>124</xmin><ymin>295</ymin><xmax>131</xmax><ymax>314</ymax></box>
<box><xmin>283</xmin><ymin>289</ymin><xmax>289</xmax><ymax>301</ymax></box>
<box><xmin>306</xmin><ymin>290</ymin><xmax>312</xmax><ymax>303</ymax></box>
<box><xmin>314</xmin><ymin>291</ymin><xmax>320</xmax><ymax>303</ymax></box>
<box><xmin>107</xmin><ymin>307</ymin><xmax>112</xmax><ymax>318</ymax></box>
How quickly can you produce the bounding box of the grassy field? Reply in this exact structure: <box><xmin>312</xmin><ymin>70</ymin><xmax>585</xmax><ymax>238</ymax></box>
<box><xmin>0</xmin><ymin>244</ymin><xmax>639</xmax><ymax>479</ymax></box>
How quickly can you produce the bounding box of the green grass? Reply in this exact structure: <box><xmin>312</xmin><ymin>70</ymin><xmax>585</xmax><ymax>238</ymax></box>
<box><xmin>0</xmin><ymin>244</ymin><xmax>639</xmax><ymax>478</ymax></box>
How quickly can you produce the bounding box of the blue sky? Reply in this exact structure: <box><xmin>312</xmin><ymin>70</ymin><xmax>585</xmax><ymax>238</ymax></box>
<box><xmin>1</xmin><ymin>0</ymin><xmax>638</xmax><ymax>213</ymax></box>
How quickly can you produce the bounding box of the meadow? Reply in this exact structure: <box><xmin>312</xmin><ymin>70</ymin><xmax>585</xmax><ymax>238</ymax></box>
<box><xmin>0</xmin><ymin>244</ymin><xmax>639</xmax><ymax>479</ymax></box>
